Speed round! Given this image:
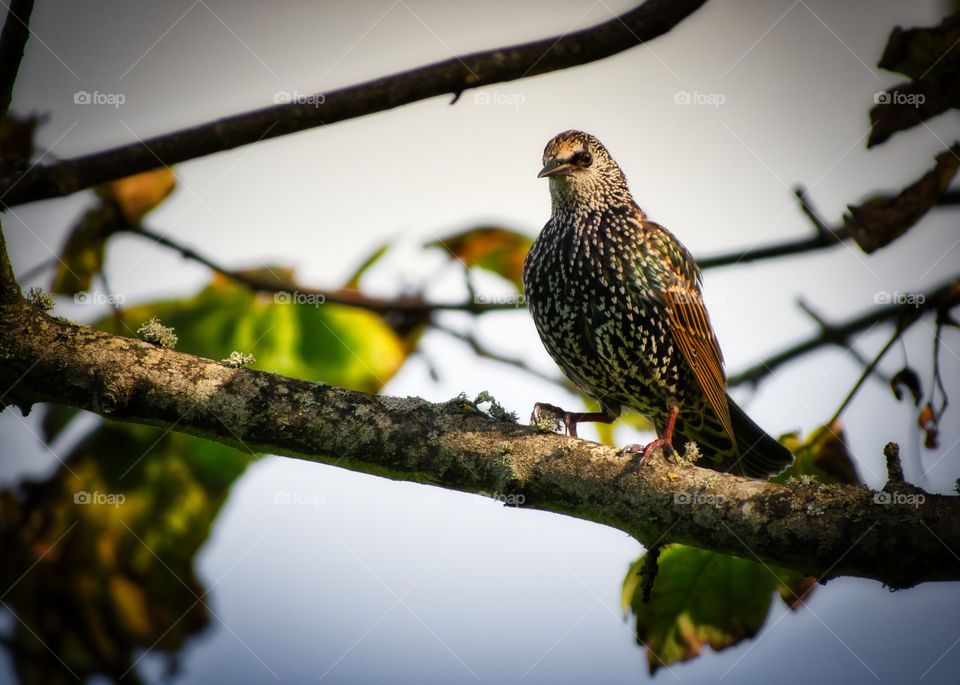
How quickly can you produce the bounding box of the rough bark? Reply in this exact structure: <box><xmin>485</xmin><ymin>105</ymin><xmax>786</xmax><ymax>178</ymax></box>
<box><xmin>1</xmin><ymin>294</ymin><xmax>957</xmax><ymax>589</ymax></box>
<box><xmin>0</xmin><ymin>0</ymin><xmax>35</xmax><ymax>120</ymax></box>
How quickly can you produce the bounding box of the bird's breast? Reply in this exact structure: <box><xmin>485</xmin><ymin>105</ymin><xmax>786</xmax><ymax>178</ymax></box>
<box><xmin>524</xmin><ymin>210</ymin><xmax>684</xmax><ymax>402</ymax></box>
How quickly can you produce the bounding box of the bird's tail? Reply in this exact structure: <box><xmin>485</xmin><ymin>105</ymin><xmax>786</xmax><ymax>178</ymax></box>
<box><xmin>669</xmin><ymin>396</ymin><xmax>793</xmax><ymax>478</ymax></box>
<box><xmin>724</xmin><ymin>396</ymin><xmax>793</xmax><ymax>477</ymax></box>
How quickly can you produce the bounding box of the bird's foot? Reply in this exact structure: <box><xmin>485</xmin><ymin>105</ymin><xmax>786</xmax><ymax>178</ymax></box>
<box><xmin>531</xmin><ymin>402</ymin><xmax>573</xmax><ymax>436</ymax></box>
<box><xmin>532</xmin><ymin>403</ymin><xmax>617</xmax><ymax>439</ymax></box>
<box><xmin>623</xmin><ymin>439</ymin><xmax>675</xmax><ymax>467</ymax></box>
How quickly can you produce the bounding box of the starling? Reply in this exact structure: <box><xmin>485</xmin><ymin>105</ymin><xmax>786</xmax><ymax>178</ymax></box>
<box><xmin>522</xmin><ymin>130</ymin><xmax>793</xmax><ymax>477</ymax></box>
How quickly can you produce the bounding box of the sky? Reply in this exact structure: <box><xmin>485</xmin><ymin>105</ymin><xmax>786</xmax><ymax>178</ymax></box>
<box><xmin>2</xmin><ymin>1</ymin><xmax>959</xmax><ymax>683</ymax></box>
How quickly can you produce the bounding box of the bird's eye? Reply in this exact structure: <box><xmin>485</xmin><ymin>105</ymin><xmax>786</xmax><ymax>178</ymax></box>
<box><xmin>577</xmin><ymin>151</ymin><xmax>593</xmax><ymax>167</ymax></box>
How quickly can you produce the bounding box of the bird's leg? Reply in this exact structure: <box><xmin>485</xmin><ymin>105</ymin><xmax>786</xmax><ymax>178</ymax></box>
<box><xmin>532</xmin><ymin>403</ymin><xmax>614</xmax><ymax>438</ymax></box>
<box><xmin>639</xmin><ymin>405</ymin><xmax>678</xmax><ymax>465</ymax></box>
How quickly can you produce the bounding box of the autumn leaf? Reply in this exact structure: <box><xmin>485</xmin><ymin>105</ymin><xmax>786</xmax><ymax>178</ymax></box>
<box><xmin>52</xmin><ymin>169</ymin><xmax>178</xmax><ymax>296</ymax></box>
<box><xmin>843</xmin><ymin>143</ymin><xmax>960</xmax><ymax>253</ymax></box>
<box><xmin>772</xmin><ymin>420</ymin><xmax>861</xmax><ymax>486</ymax></box>
<box><xmin>918</xmin><ymin>403</ymin><xmax>939</xmax><ymax>449</ymax></box>
<box><xmin>427</xmin><ymin>226</ymin><xmax>532</xmax><ymax>290</ymax></box>
<box><xmin>0</xmin><ymin>421</ymin><xmax>254</xmax><ymax>681</ymax></box>
<box><xmin>96</xmin><ymin>167</ymin><xmax>177</xmax><ymax>224</ymax></box>
<box><xmin>868</xmin><ymin>11</ymin><xmax>960</xmax><ymax>147</ymax></box>
<box><xmin>778</xmin><ymin>574</ymin><xmax>817</xmax><ymax>610</ymax></box>
<box><xmin>890</xmin><ymin>367</ymin><xmax>923</xmax><ymax>406</ymax></box>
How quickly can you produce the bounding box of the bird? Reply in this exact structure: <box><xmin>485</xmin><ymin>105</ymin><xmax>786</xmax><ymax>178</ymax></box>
<box><xmin>522</xmin><ymin>130</ymin><xmax>793</xmax><ymax>478</ymax></box>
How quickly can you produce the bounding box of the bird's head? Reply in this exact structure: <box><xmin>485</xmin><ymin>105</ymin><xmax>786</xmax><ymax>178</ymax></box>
<box><xmin>538</xmin><ymin>130</ymin><xmax>629</xmax><ymax>207</ymax></box>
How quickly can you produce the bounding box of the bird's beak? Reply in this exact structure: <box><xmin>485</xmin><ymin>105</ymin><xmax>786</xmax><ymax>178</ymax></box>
<box><xmin>537</xmin><ymin>158</ymin><xmax>573</xmax><ymax>178</ymax></box>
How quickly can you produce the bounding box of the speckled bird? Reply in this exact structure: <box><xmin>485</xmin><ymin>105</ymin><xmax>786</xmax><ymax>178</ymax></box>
<box><xmin>522</xmin><ymin>130</ymin><xmax>793</xmax><ymax>477</ymax></box>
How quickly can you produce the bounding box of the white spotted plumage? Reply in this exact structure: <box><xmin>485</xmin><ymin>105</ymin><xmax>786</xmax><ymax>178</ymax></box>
<box><xmin>523</xmin><ymin>130</ymin><xmax>794</xmax><ymax>477</ymax></box>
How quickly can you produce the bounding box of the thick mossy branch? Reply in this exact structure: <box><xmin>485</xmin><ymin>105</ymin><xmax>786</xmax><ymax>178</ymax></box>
<box><xmin>1</xmin><ymin>297</ymin><xmax>958</xmax><ymax>589</ymax></box>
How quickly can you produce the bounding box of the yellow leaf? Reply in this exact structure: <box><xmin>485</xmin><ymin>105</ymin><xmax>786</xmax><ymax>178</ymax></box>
<box><xmin>98</xmin><ymin>168</ymin><xmax>177</xmax><ymax>223</ymax></box>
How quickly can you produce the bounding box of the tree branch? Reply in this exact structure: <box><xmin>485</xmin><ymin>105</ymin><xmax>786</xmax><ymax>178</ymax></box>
<box><xmin>432</xmin><ymin>321</ymin><xmax>578</xmax><ymax>391</ymax></box>
<box><xmin>1</xmin><ymin>292</ymin><xmax>958</xmax><ymax>589</ymax></box>
<box><xmin>0</xmin><ymin>224</ymin><xmax>20</xmax><ymax>305</ymax></box>
<box><xmin>796</xmin><ymin>299</ymin><xmax>888</xmax><ymax>381</ymax></box>
<box><xmin>0</xmin><ymin>0</ymin><xmax>707</xmax><ymax>207</ymax></box>
<box><xmin>699</xmin><ymin>186</ymin><xmax>959</xmax><ymax>270</ymax></box>
<box><xmin>728</xmin><ymin>277</ymin><xmax>960</xmax><ymax>387</ymax></box>
<box><xmin>126</xmin><ymin>226</ymin><xmax>518</xmax><ymax>314</ymax></box>
<box><xmin>0</xmin><ymin>0</ymin><xmax>34</xmax><ymax>120</ymax></box>
<box><xmin>699</xmin><ymin>188</ymin><xmax>851</xmax><ymax>269</ymax></box>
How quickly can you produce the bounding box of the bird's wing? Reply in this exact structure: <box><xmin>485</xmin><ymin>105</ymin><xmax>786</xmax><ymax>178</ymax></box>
<box><xmin>660</xmin><ymin>284</ymin><xmax>736</xmax><ymax>450</ymax></box>
<box><xmin>641</xmin><ymin>220</ymin><xmax>737</xmax><ymax>451</ymax></box>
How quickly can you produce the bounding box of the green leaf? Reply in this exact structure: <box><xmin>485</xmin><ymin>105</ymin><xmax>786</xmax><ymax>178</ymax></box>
<box><xmin>51</xmin><ymin>209</ymin><xmax>112</xmax><ymax>295</ymax></box>
<box><xmin>95</xmin><ymin>271</ymin><xmax>407</xmax><ymax>392</ymax></box>
<box><xmin>343</xmin><ymin>242</ymin><xmax>390</xmax><ymax>290</ymax></box>
<box><xmin>427</xmin><ymin>226</ymin><xmax>532</xmax><ymax>289</ymax></box>
<box><xmin>622</xmin><ymin>545</ymin><xmax>781</xmax><ymax>674</ymax></box>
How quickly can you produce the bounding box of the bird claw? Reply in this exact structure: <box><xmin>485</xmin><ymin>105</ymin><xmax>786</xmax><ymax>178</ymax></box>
<box><xmin>623</xmin><ymin>439</ymin><xmax>675</xmax><ymax>467</ymax></box>
<box><xmin>531</xmin><ymin>402</ymin><xmax>567</xmax><ymax>435</ymax></box>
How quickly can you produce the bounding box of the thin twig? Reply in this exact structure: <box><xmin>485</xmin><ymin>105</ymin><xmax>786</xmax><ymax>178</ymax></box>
<box><xmin>797</xmin><ymin>299</ymin><xmax>889</xmax><ymax>383</ymax></box>
<box><xmin>815</xmin><ymin>323</ymin><xmax>906</xmax><ymax>442</ymax></box>
<box><xmin>432</xmin><ymin>322</ymin><xmax>577</xmax><ymax>391</ymax></box>
<box><xmin>699</xmin><ymin>186</ymin><xmax>958</xmax><ymax>270</ymax></box>
<box><xmin>130</xmin><ymin>226</ymin><xmax>518</xmax><ymax>314</ymax></box>
<box><xmin>728</xmin><ymin>277</ymin><xmax>960</xmax><ymax>387</ymax></box>
<box><xmin>641</xmin><ymin>543</ymin><xmax>663</xmax><ymax>604</ymax></box>
<box><xmin>929</xmin><ymin>313</ymin><xmax>949</xmax><ymax>425</ymax></box>
<box><xmin>697</xmin><ymin>229</ymin><xmax>849</xmax><ymax>269</ymax></box>
<box><xmin>699</xmin><ymin>188</ymin><xmax>849</xmax><ymax>269</ymax></box>
<box><xmin>883</xmin><ymin>442</ymin><xmax>904</xmax><ymax>483</ymax></box>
